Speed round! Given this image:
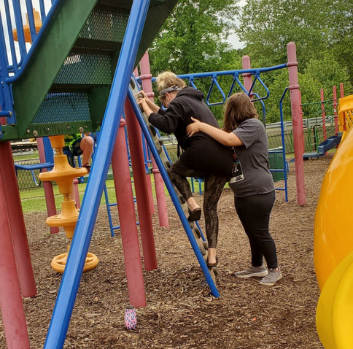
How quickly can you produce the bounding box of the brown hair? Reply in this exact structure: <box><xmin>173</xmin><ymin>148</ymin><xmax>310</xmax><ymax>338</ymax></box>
<box><xmin>223</xmin><ymin>92</ymin><xmax>258</xmax><ymax>132</ymax></box>
<box><xmin>156</xmin><ymin>71</ymin><xmax>186</xmax><ymax>102</ymax></box>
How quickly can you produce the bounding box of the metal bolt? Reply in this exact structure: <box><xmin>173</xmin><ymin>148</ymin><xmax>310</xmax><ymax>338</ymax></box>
<box><xmin>33</xmin><ymin>130</ymin><xmax>38</xmax><ymax>137</ymax></box>
<box><xmin>79</xmin><ymin>127</ymin><xmax>84</xmax><ymax>133</ymax></box>
<box><xmin>27</xmin><ymin>129</ymin><xmax>30</xmax><ymax>134</ymax></box>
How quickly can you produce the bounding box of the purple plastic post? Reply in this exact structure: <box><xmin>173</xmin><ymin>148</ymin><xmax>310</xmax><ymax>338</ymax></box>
<box><xmin>287</xmin><ymin>42</ymin><xmax>306</xmax><ymax>205</ymax></box>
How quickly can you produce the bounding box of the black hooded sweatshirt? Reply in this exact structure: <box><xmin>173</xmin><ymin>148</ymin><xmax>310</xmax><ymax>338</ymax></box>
<box><xmin>148</xmin><ymin>87</ymin><xmax>233</xmax><ymax>179</ymax></box>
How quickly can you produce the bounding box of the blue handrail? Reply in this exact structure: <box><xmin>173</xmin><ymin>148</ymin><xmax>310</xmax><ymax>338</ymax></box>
<box><xmin>276</xmin><ymin>88</ymin><xmax>289</xmax><ymax>202</ymax></box>
<box><xmin>44</xmin><ymin>0</ymin><xmax>151</xmax><ymax>347</ymax></box>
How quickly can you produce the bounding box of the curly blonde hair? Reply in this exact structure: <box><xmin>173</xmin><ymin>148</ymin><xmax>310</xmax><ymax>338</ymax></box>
<box><xmin>223</xmin><ymin>93</ymin><xmax>259</xmax><ymax>132</ymax></box>
<box><xmin>156</xmin><ymin>71</ymin><xmax>186</xmax><ymax>102</ymax></box>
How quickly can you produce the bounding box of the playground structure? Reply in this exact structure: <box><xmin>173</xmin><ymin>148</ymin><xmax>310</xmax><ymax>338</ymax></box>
<box><xmin>314</xmin><ymin>94</ymin><xmax>353</xmax><ymax>348</ymax></box>
<box><xmin>302</xmin><ymin>85</ymin><xmax>343</xmax><ymax>159</ymax></box>
<box><xmin>38</xmin><ymin>135</ymin><xmax>99</xmax><ymax>273</ymax></box>
<box><xmin>0</xmin><ymin>0</ymin><xmax>322</xmax><ymax>348</ymax></box>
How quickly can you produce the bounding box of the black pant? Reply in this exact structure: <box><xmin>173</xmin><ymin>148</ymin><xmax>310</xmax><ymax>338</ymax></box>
<box><xmin>169</xmin><ymin>159</ymin><xmax>228</xmax><ymax>248</ymax></box>
<box><xmin>234</xmin><ymin>191</ymin><xmax>278</xmax><ymax>269</ymax></box>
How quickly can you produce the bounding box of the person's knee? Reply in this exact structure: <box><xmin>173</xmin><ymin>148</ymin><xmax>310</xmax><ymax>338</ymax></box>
<box><xmin>80</xmin><ymin>136</ymin><xmax>94</xmax><ymax>150</ymax></box>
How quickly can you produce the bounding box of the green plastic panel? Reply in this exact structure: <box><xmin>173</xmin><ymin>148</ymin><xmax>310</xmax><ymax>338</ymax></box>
<box><xmin>268</xmin><ymin>151</ymin><xmax>285</xmax><ymax>182</ymax></box>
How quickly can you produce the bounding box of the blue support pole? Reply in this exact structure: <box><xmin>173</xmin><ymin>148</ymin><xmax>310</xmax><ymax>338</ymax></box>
<box><xmin>44</xmin><ymin>1</ymin><xmax>150</xmax><ymax>347</ymax></box>
<box><xmin>127</xmin><ymin>88</ymin><xmax>220</xmax><ymax>298</ymax></box>
<box><xmin>25</xmin><ymin>0</ymin><xmax>37</xmax><ymax>42</ymax></box>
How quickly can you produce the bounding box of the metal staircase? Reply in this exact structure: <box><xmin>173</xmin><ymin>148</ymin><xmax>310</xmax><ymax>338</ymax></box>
<box><xmin>0</xmin><ymin>0</ymin><xmax>178</xmax><ymax>141</ymax></box>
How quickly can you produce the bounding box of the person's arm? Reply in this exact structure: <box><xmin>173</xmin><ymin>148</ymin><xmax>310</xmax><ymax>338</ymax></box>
<box><xmin>187</xmin><ymin>117</ymin><xmax>243</xmax><ymax>147</ymax></box>
<box><xmin>138</xmin><ymin>98</ymin><xmax>154</xmax><ymax>117</ymax></box>
<box><xmin>137</xmin><ymin>90</ymin><xmax>160</xmax><ymax>113</ymax></box>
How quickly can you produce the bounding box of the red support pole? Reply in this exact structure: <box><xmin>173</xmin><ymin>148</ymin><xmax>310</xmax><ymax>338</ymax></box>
<box><xmin>134</xmin><ymin>60</ymin><xmax>155</xmax><ymax>215</ymax></box>
<box><xmin>0</xmin><ymin>153</ymin><xmax>31</xmax><ymax>349</ymax></box>
<box><xmin>333</xmin><ymin>86</ymin><xmax>338</xmax><ymax>135</ymax></box>
<box><xmin>0</xmin><ymin>141</ymin><xmax>37</xmax><ymax>297</ymax></box>
<box><xmin>340</xmin><ymin>83</ymin><xmax>344</xmax><ymax>98</ymax></box>
<box><xmin>111</xmin><ymin>119</ymin><xmax>146</xmax><ymax>307</ymax></box>
<box><xmin>124</xmin><ymin>98</ymin><xmax>157</xmax><ymax>271</ymax></box>
<box><xmin>139</xmin><ymin>51</ymin><xmax>169</xmax><ymax>228</ymax></box>
<box><xmin>37</xmin><ymin>138</ymin><xmax>59</xmax><ymax>233</ymax></box>
<box><xmin>287</xmin><ymin>42</ymin><xmax>306</xmax><ymax>205</ymax></box>
<box><xmin>73</xmin><ymin>178</ymin><xmax>80</xmax><ymax>209</ymax></box>
<box><xmin>299</xmin><ymin>91</ymin><xmax>305</xmax><ymax>154</ymax></box>
<box><xmin>242</xmin><ymin>55</ymin><xmax>253</xmax><ymax>97</ymax></box>
<box><xmin>320</xmin><ymin>89</ymin><xmax>327</xmax><ymax>141</ymax></box>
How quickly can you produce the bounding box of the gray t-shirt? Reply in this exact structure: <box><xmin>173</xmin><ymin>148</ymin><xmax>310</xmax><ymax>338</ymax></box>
<box><xmin>229</xmin><ymin>118</ymin><xmax>274</xmax><ymax>197</ymax></box>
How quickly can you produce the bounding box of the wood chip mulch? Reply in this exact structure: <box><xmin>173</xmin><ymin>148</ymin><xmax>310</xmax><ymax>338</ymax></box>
<box><xmin>0</xmin><ymin>154</ymin><xmax>332</xmax><ymax>348</ymax></box>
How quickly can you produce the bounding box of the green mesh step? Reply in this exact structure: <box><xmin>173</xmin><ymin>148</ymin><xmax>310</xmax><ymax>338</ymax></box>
<box><xmin>53</xmin><ymin>53</ymin><xmax>113</xmax><ymax>87</ymax></box>
<box><xmin>33</xmin><ymin>93</ymin><xmax>91</xmax><ymax>124</ymax></box>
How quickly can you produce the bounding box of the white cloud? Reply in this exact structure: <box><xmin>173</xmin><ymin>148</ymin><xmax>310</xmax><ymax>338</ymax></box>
<box><xmin>226</xmin><ymin>0</ymin><xmax>246</xmax><ymax>49</ymax></box>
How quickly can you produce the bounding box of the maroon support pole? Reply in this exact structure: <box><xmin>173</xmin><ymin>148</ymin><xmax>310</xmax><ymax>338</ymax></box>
<box><xmin>333</xmin><ymin>86</ymin><xmax>338</xmax><ymax>135</ymax></box>
<box><xmin>135</xmin><ymin>60</ymin><xmax>155</xmax><ymax>214</ymax></box>
<box><xmin>340</xmin><ymin>83</ymin><xmax>344</xmax><ymax>98</ymax></box>
<box><xmin>299</xmin><ymin>91</ymin><xmax>304</xmax><ymax>154</ymax></box>
<box><xmin>124</xmin><ymin>99</ymin><xmax>157</xmax><ymax>271</ymax></box>
<box><xmin>37</xmin><ymin>138</ymin><xmax>59</xmax><ymax>233</ymax></box>
<box><xmin>287</xmin><ymin>42</ymin><xmax>306</xmax><ymax>205</ymax></box>
<box><xmin>320</xmin><ymin>89</ymin><xmax>327</xmax><ymax>141</ymax></box>
<box><xmin>139</xmin><ymin>51</ymin><xmax>169</xmax><ymax>227</ymax></box>
<box><xmin>73</xmin><ymin>178</ymin><xmax>80</xmax><ymax>209</ymax></box>
<box><xmin>0</xmin><ymin>152</ymin><xmax>31</xmax><ymax>349</ymax></box>
<box><xmin>242</xmin><ymin>55</ymin><xmax>253</xmax><ymax>97</ymax></box>
<box><xmin>0</xmin><ymin>141</ymin><xmax>37</xmax><ymax>297</ymax></box>
<box><xmin>112</xmin><ymin>119</ymin><xmax>146</xmax><ymax>307</ymax></box>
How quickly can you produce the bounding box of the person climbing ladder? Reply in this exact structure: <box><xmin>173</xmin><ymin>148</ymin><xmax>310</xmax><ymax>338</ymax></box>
<box><xmin>63</xmin><ymin>133</ymin><xmax>94</xmax><ymax>173</ymax></box>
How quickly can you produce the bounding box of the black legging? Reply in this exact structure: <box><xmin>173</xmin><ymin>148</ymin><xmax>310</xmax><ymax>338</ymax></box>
<box><xmin>169</xmin><ymin>159</ymin><xmax>228</xmax><ymax>248</ymax></box>
<box><xmin>234</xmin><ymin>191</ymin><xmax>278</xmax><ymax>269</ymax></box>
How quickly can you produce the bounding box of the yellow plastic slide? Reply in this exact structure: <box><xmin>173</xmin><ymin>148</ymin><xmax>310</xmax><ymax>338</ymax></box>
<box><xmin>314</xmin><ymin>95</ymin><xmax>353</xmax><ymax>348</ymax></box>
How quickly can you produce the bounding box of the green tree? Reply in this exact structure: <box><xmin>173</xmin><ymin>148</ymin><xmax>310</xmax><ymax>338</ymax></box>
<box><xmin>235</xmin><ymin>0</ymin><xmax>348</xmax><ymax>71</ymax></box>
<box><xmin>149</xmin><ymin>0</ymin><xmax>240</xmax><ymax>75</ymax></box>
<box><xmin>148</xmin><ymin>0</ymin><xmax>241</xmax><ymax>123</ymax></box>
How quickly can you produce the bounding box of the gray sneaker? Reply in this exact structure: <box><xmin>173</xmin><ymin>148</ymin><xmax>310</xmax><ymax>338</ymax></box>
<box><xmin>235</xmin><ymin>265</ymin><xmax>268</xmax><ymax>278</ymax></box>
<box><xmin>259</xmin><ymin>267</ymin><xmax>282</xmax><ymax>286</ymax></box>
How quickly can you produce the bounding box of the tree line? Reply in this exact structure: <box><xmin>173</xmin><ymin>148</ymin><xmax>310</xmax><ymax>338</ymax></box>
<box><xmin>148</xmin><ymin>0</ymin><xmax>353</xmax><ymax>124</ymax></box>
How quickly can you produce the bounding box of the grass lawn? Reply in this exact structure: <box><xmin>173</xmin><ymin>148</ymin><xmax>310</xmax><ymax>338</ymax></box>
<box><xmin>19</xmin><ymin>175</ymin><xmax>205</xmax><ymax>213</ymax></box>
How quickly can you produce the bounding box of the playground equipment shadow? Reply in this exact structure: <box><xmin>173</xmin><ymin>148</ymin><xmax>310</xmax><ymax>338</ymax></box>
<box><xmin>7</xmin><ymin>154</ymin><xmax>333</xmax><ymax>348</ymax></box>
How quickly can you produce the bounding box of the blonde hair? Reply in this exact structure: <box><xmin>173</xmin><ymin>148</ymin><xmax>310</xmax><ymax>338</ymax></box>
<box><xmin>156</xmin><ymin>71</ymin><xmax>186</xmax><ymax>102</ymax></box>
<box><xmin>223</xmin><ymin>93</ymin><xmax>259</xmax><ymax>132</ymax></box>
